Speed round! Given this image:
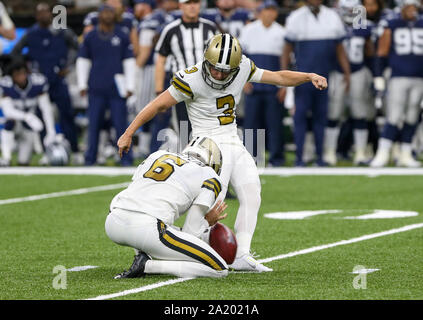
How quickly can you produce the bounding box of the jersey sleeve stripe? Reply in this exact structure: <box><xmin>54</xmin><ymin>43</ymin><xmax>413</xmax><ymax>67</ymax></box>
<box><xmin>247</xmin><ymin>60</ymin><xmax>257</xmax><ymax>82</ymax></box>
<box><xmin>157</xmin><ymin>220</ymin><xmax>226</xmax><ymax>271</ymax></box>
<box><xmin>171</xmin><ymin>75</ymin><xmax>194</xmax><ymax>98</ymax></box>
<box><xmin>202</xmin><ymin>178</ymin><xmax>222</xmax><ymax>199</ymax></box>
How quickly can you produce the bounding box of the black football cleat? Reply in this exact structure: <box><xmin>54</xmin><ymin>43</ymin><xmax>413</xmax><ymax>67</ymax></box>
<box><xmin>114</xmin><ymin>252</ymin><xmax>150</xmax><ymax>279</ymax></box>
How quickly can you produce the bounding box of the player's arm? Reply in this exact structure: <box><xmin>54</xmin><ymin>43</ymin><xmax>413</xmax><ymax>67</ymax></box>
<box><xmin>0</xmin><ymin>2</ymin><xmax>15</xmax><ymax>40</ymax></box>
<box><xmin>259</xmin><ymin>69</ymin><xmax>327</xmax><ymax>90</ymax></box>
<box><xmin>130</xmin><ymin>27</ymin><xmax>139</xmax><ymax>56</ymax></box>
<box><xmin>136</xmin><ymin>28</ymin><xmax>155</xmax><ymax>68</ymax></box>
<box><xmin>117</xmin><ymin>90</ymin><xmax>177</xmax><ymax>157</ymax></box>
<box><xmin>182</xmin><ymin>201</ymin><xmax>228</xmax><ymax>239</ymax></box>
<box><xmin>0</xmin><ymin>96</ymin><xmax>44</xmax><ymax>131</ymax></box>
<box><xmin>373</xmin><ymin>28</ymin><xmax>392</xmax><ymax>91</ymax></box>
<box><xmin>335</xmin><ymin>42</ymin><xmax>351</xmax><ymax>91</ymax></box>
<box><xmin>154</xmin><ymin>53</ymin><xmax>167</xmax><ymax>95</ymax></box>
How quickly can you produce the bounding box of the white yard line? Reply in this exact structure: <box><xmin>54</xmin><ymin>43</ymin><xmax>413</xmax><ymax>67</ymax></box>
<box><xmin>85</xmin><ymin>222</ymin><xmax>423</xmax><ymax>300</ymax></box>
<box><xmin>86</xmin><ymin>277</ymin><xmax>194</xmax><ymax>300</ymax></box>
<box><xmin>0</xmin><ymin>182</ymin><xmax>129</xmax><ymax>206</ymax></box>
<box><xmin>2</xmin><ymin>167</ymin><xmax>423</xmax><ymax>176</ymax></box>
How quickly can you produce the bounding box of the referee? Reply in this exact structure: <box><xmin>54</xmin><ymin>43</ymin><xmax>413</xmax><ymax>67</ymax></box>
<box><xmin>154</xmin><ymin>0</ymin><xmax>217</xmax><ymax>149</ymax></box>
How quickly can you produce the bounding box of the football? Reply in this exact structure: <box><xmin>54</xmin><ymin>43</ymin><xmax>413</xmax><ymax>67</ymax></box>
<box><xmin>209</xmin><ymin>222</ymin><xmax>237</xmax><ymax>264</ymax></box>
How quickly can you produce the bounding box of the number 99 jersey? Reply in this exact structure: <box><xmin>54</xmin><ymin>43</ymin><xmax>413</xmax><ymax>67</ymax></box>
<box><xmin>110</xmin><ymin>150</ymin><xmax>222</xmax><ymax>225</ymax></box>
<box><xmin>380</xmin><ymin>13</ymin><xmax>423</xmax><ymax>78</ymax></box>
<box><xmin>167</xmin><ymin>55</ymin><xmax>264</xmax><ymax>138</ymax></box>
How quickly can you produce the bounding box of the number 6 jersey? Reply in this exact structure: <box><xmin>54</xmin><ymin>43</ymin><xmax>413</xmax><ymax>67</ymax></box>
<box><xmin>168</xmin><ymin>55</ymin><xmax>264</xmax><ymax>138</ymax></box>
<box><xmin>110</xmin><ymin>150</ymin><xmax>222</xmax><ymax>225</ymax></box>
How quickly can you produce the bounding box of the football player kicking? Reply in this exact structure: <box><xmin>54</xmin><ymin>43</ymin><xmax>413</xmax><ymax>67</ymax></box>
<box><xmin>118</xmin><ymin>33</ymin><xmax>327</xmax><ymax>272</ymax></box>
<box><xmin>107</xmin><ymin>137</ymin><xmax>230</xmax><ymax>278</ymax></box>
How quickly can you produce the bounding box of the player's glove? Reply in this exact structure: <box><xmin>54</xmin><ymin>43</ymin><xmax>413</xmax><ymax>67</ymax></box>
<box><xmin>43</xmin><ymin>133</ymin><xmax>57</xmax><ymax>148</ymax></box>
<box><xmin>24</xmin><ymin>113</ymin><xmax>44</xmax><ymax>132</ymax></box>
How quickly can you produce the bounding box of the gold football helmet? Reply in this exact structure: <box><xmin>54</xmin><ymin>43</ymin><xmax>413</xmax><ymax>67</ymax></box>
<box><xmin>182</xmin><ymin>136</ymin><xmax>222</xmax><ymax>175</ymax></box>
<box><xmin>202</xmin><ymin>33</ymin><xmax>242</xmax><ymax>90</ymax></box>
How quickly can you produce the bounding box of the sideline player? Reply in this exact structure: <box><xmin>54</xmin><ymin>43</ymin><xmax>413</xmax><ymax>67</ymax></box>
<box><xmin>0</xmin><ymin>58</ymin><xmax>56</xmax><ymax>166</ymax></box>
<box><xmin>117</xmin><ymin>33</ymin><xmax>327</xmax><ymax>271</ymax></box>
<box><xmin>370</xmin><ymin>0</ymin><xmax>423</xmax><ymax>167</ymax></box>
<box><xmin>325</xmin><ymin>0</ymin><xmax>375</xmax><ymax>166</ymax></box>
<box><xmin>107</xmin><ymin>137</ymin><xmax>229</xmax><ymax>278</ymax></box>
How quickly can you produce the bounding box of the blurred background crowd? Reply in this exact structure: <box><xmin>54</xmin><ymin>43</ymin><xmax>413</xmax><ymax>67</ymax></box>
<box><xmin>0</xmin><ymin>0</ymin><xmax>422</xmax><ymax>168</ymax></box>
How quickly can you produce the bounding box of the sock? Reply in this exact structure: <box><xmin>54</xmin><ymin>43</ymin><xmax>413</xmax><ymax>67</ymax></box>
<box><xmin>324</xmin><ymin>127</ymin><xmax>340</xmax><ymax>152</ymax></box>
<box><xmin>233</xmin><ymin>182</ymin><xmax>261</xmax><ymax>258</ymax></box>
<box><xmin>400</xmin><ymin>143</ymin><xmax>412</xmax><ymax>155</ymax></box>
<box><xmin>1</xmin><ymin>130</ymin><xmax>14</xmax><ymax>161</ymax></box>
<box><xmin>144</xmin><ymin>260</ymin><xmax>227</xmax><ymax>278</ymax></box>
<box><xmin>353</xmin><ymin>129</ymin><xmax>368</xmax><ymax>153</ymax></box>
<box><xmin>378</xmin><ymin>137</ymin><xmax>393</xmax><ymax>153</ymax></box>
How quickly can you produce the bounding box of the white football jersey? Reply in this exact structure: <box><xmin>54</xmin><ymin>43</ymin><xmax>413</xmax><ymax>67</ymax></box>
<box><xmin>168</xmin><ymin>55</ymin><xmax>264</xmax><ymax>138</ymax></box>
<box><xmin>110</xmin><ymin>150</ymin><xmax>222</xmax><ymax>225</ymax></box>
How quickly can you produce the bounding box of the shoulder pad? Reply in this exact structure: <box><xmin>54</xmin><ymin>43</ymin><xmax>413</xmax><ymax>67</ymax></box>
<box><xmin>0</xmin><ymin>76</ymin><xmax>13</xmax><ymax>88</ymax></box>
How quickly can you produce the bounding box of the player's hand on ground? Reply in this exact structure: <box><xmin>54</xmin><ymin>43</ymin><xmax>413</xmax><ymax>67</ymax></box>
<box><xmin>205</xmin><ymin>200</ymin><xmax>228</xmax><ymax>226</ymax></box>
<box><xmin>310</xmin><ymin>73</ymin><xmax>328</xmax><ymax>90</ymax></box>
<box><xmin>117</xmin><ymin>133</ymin><xmax>133</xmax><ymax>158</ymax></box>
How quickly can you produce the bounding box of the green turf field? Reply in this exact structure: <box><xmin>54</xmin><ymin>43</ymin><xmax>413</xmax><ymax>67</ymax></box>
<box><xmin>0</xmin><ymin>174</ymin><xmax>422</xmax><ymax>300</ymax></box>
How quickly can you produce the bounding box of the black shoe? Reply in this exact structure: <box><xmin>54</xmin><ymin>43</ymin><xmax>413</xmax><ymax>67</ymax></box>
<box><xmin>114</xmin><ymin>252</ymin><xmax>150</xmax><ymax>279</ymax></box>
<box><xmin>226</xmin><ymin>189</ymin><xmax>237</xmax><ymax>199</ymax></box>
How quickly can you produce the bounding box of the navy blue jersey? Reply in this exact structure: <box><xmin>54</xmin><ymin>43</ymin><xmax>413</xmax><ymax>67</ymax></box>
<box><xmin>139</xmin><ymin>9</ymin><xmax>175</xmax><ymax>66</ymax></box>
<box><xmin>78</xmin><ymin>27</ymin><xmax>134</xmax><ymax>94</ymax></box>
<box><xmin>201</xmin><ymin>8</ymin><xmax>253</xmax><ymax>37</ymax></box>
<box><xmin>381</xmin><ymin>13</ymin><xmax>423</xmax><ymax>78</ymax></box>
<box><xmin>83</xmin><ymin>11</ymin><xmax>138</xmax><ymax>36</ymax></box>
<box><xmin>336</xmin><ymin>22</ymin><xmax>373</xmax><ymax>73</ymax></box>
<box><xmin>11</xmin><ymin>25</ymin><xmax>79</xmax><ymax>84</ymax></box>
<box><xmin>0</xmin><ymin>73</ymin><xmax>48</xmax><ymax>112</ymax></box>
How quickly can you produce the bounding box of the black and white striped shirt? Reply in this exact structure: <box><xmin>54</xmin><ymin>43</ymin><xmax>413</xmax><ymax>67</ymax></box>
<box><xmin>155</xmin><ymin>18</ymin><xmax>217</xmax><ymax>74</ymax></box>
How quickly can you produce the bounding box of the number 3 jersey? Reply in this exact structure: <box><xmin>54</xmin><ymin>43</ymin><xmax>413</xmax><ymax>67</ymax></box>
<box><xmin>110</xmin><ymin>150</ymin><xmax>222</xmax><ymax>225</ymax></box>
<box><xmin>167</xmin><ymin>55</ymin><xmax>264</xmax><ymax>138</ymax></box>
<box><xmin>380</xmin><ymin>13</ymin><xmax>423</xmax><ymax>78</ymax></box>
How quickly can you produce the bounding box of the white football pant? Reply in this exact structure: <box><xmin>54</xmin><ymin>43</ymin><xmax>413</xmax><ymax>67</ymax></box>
<box><xmin>105</xmin><ymin>208</ymin><xmax>228</xmax><ymax>278</ymax></box>
<box><xmin>211</xmin><ymin>135</ymin><xmax>262</xmax><ymax>258</ymax></box>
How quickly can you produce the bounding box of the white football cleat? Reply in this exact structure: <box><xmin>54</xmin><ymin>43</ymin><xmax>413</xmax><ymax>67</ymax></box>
<box><xmin>370</xmin><ymin>150</ymin><xmax>390</xmax><ymax>168</ymax></box>
<box><xmin>323</xmin><ymin>149</ymin><xmax>337</xmax><ymax>166</ymax></box>
<box><xmin>353</xmin><ymin>150</ymin><xmax>369</xmax><ymax>166</ymax></box>
<box><xmin>396</xmin><ymin>153</ymin><xmax>421</xmax><ymax>168</ymax></box>
<box><xmin>229</xmin><ymin>254</ymin><xmax>273</xmax><ymax>272</ymax></box>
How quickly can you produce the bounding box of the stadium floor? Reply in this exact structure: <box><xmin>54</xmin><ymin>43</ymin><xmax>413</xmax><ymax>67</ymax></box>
<box><xmin>0</xmin><ymin>170</ymin><xmax>422</xmax><ymax>301</ymax></box>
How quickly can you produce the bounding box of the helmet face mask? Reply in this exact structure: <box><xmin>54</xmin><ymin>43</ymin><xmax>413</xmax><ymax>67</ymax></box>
<box><xmin>202</xmin><ymin>33</ymin><xmax>242</xmax><ymax>90</ymax></box>
<box><xmin>182</xmin><ymin>137</ymin><xmax>222</xmax><ymax>175</ymax></box>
